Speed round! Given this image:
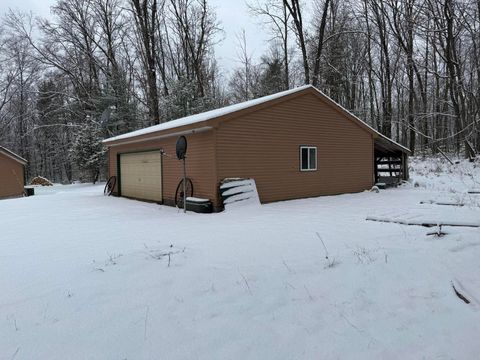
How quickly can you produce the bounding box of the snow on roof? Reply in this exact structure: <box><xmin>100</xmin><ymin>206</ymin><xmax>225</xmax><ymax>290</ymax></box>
<box><xmin>103</xmin><ymin>84</ymin><xmax>410</xmax><ymax>153</ymax></box>
<box><xmin>103</xmin><ymin>85</ymin><xmax>313</xmax><ymax>143</ymax></box>
<box><xmin>0</xmin><ymin>146</ymin><xmax>27</xmax><ymax>164</ymax></box>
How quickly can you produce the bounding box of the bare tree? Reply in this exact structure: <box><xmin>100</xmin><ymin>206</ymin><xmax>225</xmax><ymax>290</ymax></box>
<box><xmin>249</xmin><ymin>0</ymin><xmax>291</xmax><ymax>89</ymax></box>
<box><xmin>130</xmin><ymin>0</ymin><xmax>161</xmax><ymax>125</ymax></box>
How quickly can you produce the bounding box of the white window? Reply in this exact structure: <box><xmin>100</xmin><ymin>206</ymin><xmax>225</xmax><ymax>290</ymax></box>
<box><xmin>300</xmin><ymin>146</ymin><xmax>317</xmax><ymax>171</ymax></box>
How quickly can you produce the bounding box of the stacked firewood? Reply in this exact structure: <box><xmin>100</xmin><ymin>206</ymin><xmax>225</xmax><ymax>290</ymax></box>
<box><xmin>30</xmin><ymin>176</ymin><xmax>53</xmax><ymax>186</ymax></box>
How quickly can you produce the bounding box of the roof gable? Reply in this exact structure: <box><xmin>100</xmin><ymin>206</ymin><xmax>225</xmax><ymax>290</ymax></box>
<box><xmin>103</xmin><ymin>85</ymin><xmax>409</xmax><ymax>154</ymax></box>
<box><xmin>0</xmin><ymin>146</ymin><xmax>27</xmax><ymax>165</ymax></box>
<box><xmin>103</xmin><ymin>85</ymin><xmax>313</xmax><ymax>144</ymax></box>
<box><xmin>306</xmin><ymin>88</ymin><xmax>410</xmax><ymax>153</ymax></box>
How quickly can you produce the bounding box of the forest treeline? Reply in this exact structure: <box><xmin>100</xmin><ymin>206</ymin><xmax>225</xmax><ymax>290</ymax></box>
<box><xmin>0</xmin><ymin>0</ymin><xmax>479</xmax><ymax>183</ymax></box>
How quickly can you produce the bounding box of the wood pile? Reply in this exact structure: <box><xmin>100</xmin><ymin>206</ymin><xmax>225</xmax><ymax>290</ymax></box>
<box><xmin>30</xmin><ymin>176</ymin><xmax>53</xmax><ymax>186</ymax></box>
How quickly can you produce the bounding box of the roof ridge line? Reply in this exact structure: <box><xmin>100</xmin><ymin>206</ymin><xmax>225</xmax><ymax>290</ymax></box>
<box><xmin>103</xmin><ymin>85</ymin><xmax>314</xmax><ymax>144</ymax></box>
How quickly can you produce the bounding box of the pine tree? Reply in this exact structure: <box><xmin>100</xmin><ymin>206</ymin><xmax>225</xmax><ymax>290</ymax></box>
<box><xmin>258</xmin><ymin>56</ymin><xmax>286</xmax><ymax>96</ymax></box>
<box><xmin>70</xmin><ymin>119</ymin><xmax>105</xmax><ymax>183</ymax></box>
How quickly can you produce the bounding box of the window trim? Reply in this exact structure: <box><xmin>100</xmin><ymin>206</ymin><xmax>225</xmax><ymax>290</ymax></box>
<box><xmin>299</xmin><ymin>146</ymin><xmax>317</xmax><ymax>172</ymax></box>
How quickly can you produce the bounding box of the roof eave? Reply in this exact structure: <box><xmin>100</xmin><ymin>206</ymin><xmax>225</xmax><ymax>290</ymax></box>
<box><xmin>373</xmin><ymin>134</ymin><xmax>411</xmax><ymax>154</ymax></box>
<box><xmin>103</xmin><ymin>125</ymin><xmax>214</xmax><ymax>147</ymax></box>
<box><xmin>102</xmin><ymin>85</ymin><xmax>315</xmax><ymax>145</ymax></box>
<box><xmin>102</xmin><ymin>85</ymin><xmax>411</xmax><ymax>155</ymax></box>
<box><xmin>0</xmin><ymin>147</ymin><xmax>27</xmax><ymax>164</ymax></box>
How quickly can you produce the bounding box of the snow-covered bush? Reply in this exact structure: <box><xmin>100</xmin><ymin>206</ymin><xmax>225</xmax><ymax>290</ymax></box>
<box><xmin>409</xmin><ymin>155</ymin><xmax>480</xmax><ymax>192</ymax></box>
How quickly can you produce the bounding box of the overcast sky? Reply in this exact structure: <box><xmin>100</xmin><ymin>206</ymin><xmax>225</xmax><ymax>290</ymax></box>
<box><xmin>0</xmin><ymin>0</ymin><xmax>269</xmax><ymax>75</ymax></box>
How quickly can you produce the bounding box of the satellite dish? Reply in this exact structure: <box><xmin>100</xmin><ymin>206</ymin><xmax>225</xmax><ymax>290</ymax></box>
<box><xmin>176</xmin><ymin>136</ymin><xmax>187</xmax><ymax>160</ymax></box>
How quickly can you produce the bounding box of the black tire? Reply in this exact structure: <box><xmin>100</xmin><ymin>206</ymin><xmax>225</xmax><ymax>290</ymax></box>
<box><xmin>104</xmin><ymin>176</ymin><xmax>116</xmax><ymax>196</ymax></box>
<box><xmin>175</xmin><ymin>178</ymin><xmax>193</xmax><ymax>208</ymax></box>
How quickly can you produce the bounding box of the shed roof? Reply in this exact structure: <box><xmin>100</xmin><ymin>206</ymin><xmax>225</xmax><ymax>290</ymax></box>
<box><xmin>0</xmin><ymin>146</ymin><xmax>27</xmax><ymax>165</ymax></box>
<box><xmin>103</xmin><ymin>85</ymin><xmax>410</xmax><ymax>154</ymax></box>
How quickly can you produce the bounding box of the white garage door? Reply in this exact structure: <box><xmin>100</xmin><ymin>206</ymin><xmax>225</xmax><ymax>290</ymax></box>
<box><xmin>120</xmin><ymin>151</ymin><xmax>162</xmax><ymax>202</ymax></box>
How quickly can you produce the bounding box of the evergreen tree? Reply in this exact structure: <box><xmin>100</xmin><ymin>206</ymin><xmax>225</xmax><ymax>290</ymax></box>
<box><xmin>70</xmin><ymin>119</ymin><xmax>105</xmax><ymax>183</ymax></box>
<box><xmin>258</xmin><ymin>55</ymin><xmax>286</xmax><ymax>97</ymax></box>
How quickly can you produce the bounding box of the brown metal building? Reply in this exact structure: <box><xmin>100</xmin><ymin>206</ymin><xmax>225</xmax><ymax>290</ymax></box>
<box><xmin>103</xmin><ymin>85</ymin><xmax>409</xmax><ymax>210</ymax></box>
<box><xmin>0</xmin><ymin>146</ymin><xmax>27</xmax><ymax>199</ymax></box>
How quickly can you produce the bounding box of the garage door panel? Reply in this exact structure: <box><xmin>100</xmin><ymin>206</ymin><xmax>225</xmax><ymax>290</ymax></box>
<box><xmin>120</xmin><ymin>151</ymin><xmax>162</xmax><ymax>202</ymax></box>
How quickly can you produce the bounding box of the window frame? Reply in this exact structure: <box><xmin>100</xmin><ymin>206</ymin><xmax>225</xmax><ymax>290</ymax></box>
<box><xmin>299</xmin><ymin>146</ymin><xmax>318</xmax><ymax>172</ymax></box>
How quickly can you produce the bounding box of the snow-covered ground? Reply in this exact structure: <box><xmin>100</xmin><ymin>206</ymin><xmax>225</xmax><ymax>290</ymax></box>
<box><xmin>2</xmin><ymin>158</ymin><xmax>480</xmax><ymax>359</ymax></box>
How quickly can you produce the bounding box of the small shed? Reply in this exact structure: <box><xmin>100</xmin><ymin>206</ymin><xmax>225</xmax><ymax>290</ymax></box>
<box><xmin>0</xmin><ymin>146</ymin><xmax>27</xmax><ymax>199</ymax></box>
<box><xmin>103</xmin><ymin>85</ymin><xmax>410</xmax><ymax>210</ymax></box>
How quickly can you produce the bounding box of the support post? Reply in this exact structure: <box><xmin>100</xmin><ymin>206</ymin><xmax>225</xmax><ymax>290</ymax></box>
<box><xmin>183</xmin><ymin>157</ymin><xmax>187</xmax><ymax>213</ymax></box>
<box><xmin>402</xmin><ymin>153</ymin><xmax>409</xmax><ymax>180</ymax></box>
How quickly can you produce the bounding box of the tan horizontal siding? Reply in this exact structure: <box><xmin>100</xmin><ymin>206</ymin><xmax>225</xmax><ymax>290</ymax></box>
<box><xmin>0</xmin><ymin>154</ymin><xmax>24</xmax><ymax>198</ymax></box>
<box><xmin>108</xmin><ymin>130</ymin><xmax>218</xmax><ymax>207</ymax></box>
<box><xmin>107</xmin><ymin>89</ymin><xmax>376</xmax><ymax>209</ymax></box>
<box><xmin>216</xmin><ymin>93</ymin><xmax>374</xmax><ymax>203</ymax></box>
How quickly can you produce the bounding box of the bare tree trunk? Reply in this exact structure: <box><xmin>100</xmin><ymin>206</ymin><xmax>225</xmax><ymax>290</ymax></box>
<box><xmin>443</xmin><ymin>0</ymin><xmax>468</xmax><ymax>155</ymax></box>
<box><xmin>312</xmin><ymin>0</ymin><xmax>331</xmax><ymax>87</ymax></box>
<box><xmin>131</xmin><ymin>0</ymin><xmax>161</xmax><ymax>125</ymax></box>
<box><xmin>283</xmin><ymin>0</ymin><xmax>309</xmax><ymax>84</ymax></box>
<box><xmin>282</xmin><ymin>2</ymin><xmax>289</xmax><ymax>89</ymax></box>
<box><xmin>406</xmin><ymin>0</ymin><xmax>416</xmax><ymax>154</ymax></box>
<box><xmin>371</xmin><ymin>0</ymin><xmax>393</xmax><ymax>138</ymax></box>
